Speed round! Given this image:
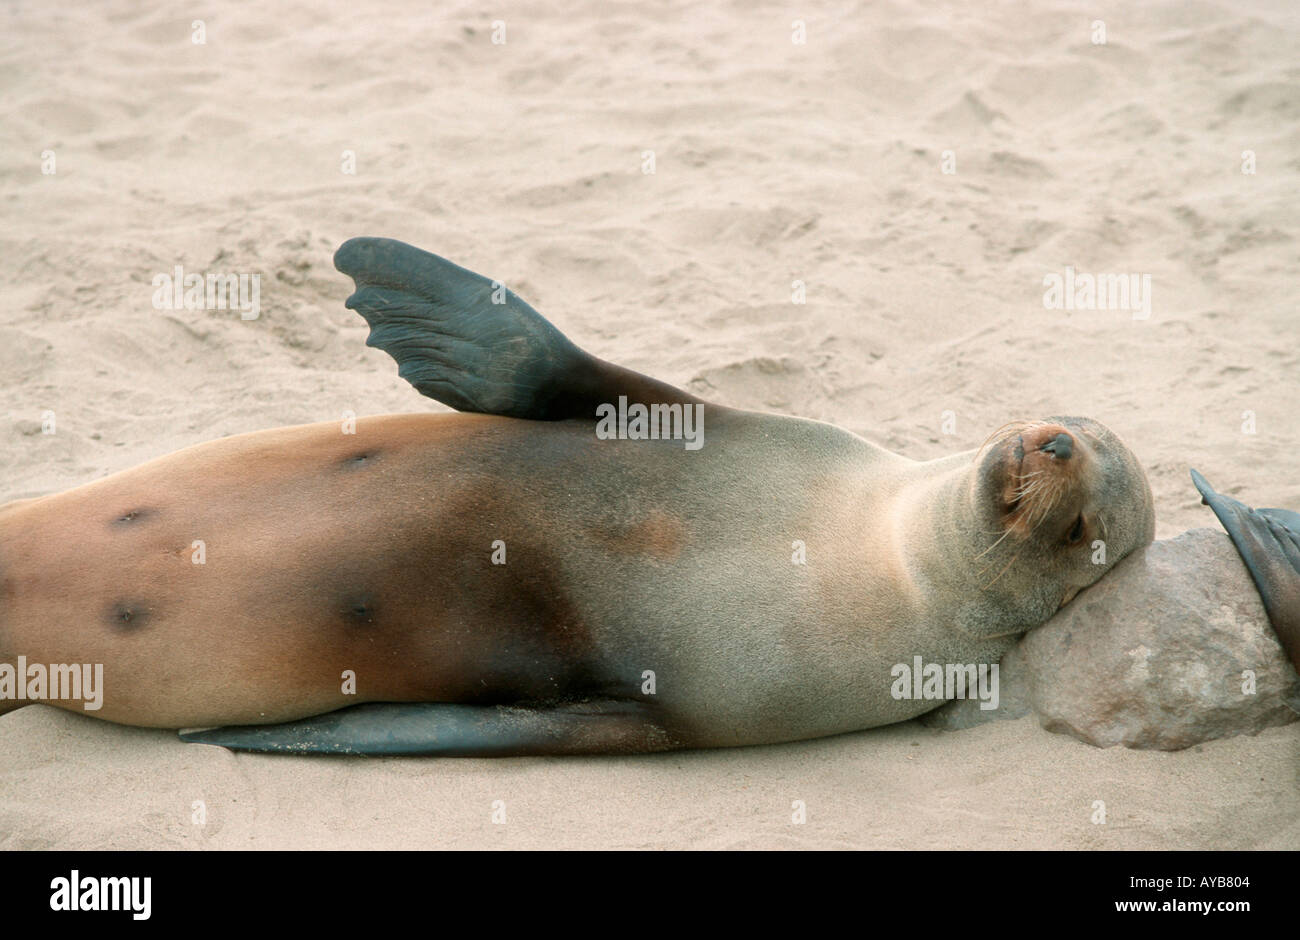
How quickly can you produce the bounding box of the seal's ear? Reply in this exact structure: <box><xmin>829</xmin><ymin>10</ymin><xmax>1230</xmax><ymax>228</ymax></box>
<box><xmin>1191</xmin><ymin>469</ymin><xmax>1300</xmax><ymax>680</ymax></box>
<box><xmin>334</xmin><ymin>237</ymin><xmax>704</xmax><ymax>420</ymax></box>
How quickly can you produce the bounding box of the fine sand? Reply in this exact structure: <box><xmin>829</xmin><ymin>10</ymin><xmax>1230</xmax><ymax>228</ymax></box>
<box><xmin>1</xmin><ymin>0</ymin><xmax>1297</xmax><ymax>849</ymax></box>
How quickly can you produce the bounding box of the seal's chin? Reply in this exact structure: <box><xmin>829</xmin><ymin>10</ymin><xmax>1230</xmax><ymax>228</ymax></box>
<box><xmin>982</xmin><ymin>420</ymin><xmax>1090</xmax><ymax>539</ymax></box>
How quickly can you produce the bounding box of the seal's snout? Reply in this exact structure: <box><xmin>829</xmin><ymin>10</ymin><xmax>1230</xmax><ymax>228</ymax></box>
<box><xmin>1018</xmin><ymin>426</ymin><xmax>1086</xmax><ymax>486</ymax></box>
<box><xmin>987</xmin><ymin>422</ymin><xmax>1090</xmax><ymax>538</ymax></box>
<box><xmin>1020</xmin><ymin>425</ymin><xmax>1074</xmax><ymax>459</ymax></box>
<box><xmin>1039</xmin><ymin>432</ymin><xmax>1073</xmax><ymax>460</ymax></box>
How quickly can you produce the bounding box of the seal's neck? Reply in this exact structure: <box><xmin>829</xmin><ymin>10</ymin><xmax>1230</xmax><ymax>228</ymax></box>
<box><xmin>909</xmin><ymin>454</ymin><xmax>983</xmax><ymax>555</ymax></box>
<box><xmin>908</xmin><ymin>453</ymin><xmax>1043</xmax><ymax>640</ymax></box>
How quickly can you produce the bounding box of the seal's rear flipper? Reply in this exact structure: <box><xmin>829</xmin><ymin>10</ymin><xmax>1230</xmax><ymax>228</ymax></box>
<box><xmin>334</xmin><ymin>237</ymin><xmax>702</xmax><ymax>420</ymax></box>
<box><xmin>1191</xmin><ymin>469</ymin><xmax>1300</xmax><ymax>683</ymax></box>
<box><xmin>179</xmin><ymin>700</ymin><xmax>673</xmax><ymax>756</ymax></box>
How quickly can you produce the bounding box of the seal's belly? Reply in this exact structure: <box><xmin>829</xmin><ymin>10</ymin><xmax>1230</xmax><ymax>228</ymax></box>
<box><xmin>0</xmin><ymin>414</ymin><xmax>618</xmax><ymax>727</ymax></box>
<box><xmin>1</xmin><ymin>409</ymin><xmax>903</xmax><ymax>734</ymax></box>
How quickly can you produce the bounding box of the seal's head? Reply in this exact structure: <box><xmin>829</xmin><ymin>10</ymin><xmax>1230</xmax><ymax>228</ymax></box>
<box><xmin>972</xmin><ymin>416</ymin><xmax>1155</xmax><ymax>624</ymax></box>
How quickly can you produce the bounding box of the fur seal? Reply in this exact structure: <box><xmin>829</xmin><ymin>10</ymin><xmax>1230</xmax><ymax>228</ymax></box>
<box><xmin>0</xmin><ymin>237</ymin><xmax>1158</xmax><ymax>754</ymax></box>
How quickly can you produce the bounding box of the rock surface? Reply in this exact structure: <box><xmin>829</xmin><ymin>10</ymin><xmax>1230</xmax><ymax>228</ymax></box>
<box><xmin>923</xmin><ymin>528</ymin><xmax>1300</xmax><ymax>748</ymax></box>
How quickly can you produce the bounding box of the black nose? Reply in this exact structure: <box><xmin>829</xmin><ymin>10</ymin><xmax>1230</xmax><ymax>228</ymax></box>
<box><xmin>1040</xmin><ymin>432</ymin><xmax>1073</xmax><ymax>459</ymax></box>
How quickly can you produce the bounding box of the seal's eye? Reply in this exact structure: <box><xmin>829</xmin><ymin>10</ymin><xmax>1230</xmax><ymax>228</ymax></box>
<box><xmin>1066</xmin><ymin>514</ymin><xmax>1085</xmax><ymax>544</ymax></box>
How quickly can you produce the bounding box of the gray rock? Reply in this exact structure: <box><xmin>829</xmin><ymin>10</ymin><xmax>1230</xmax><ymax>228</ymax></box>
<box><xmin>922</xmin><ymin>528</ymin><xmax>1300</xmax><ymax>748</ymax></box>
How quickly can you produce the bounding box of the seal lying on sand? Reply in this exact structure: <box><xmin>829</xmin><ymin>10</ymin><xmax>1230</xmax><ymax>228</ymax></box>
<box><xmin>0</xmin><ymin>238</ymin><xmax>1165</xmax><ymax>754</ymax></box>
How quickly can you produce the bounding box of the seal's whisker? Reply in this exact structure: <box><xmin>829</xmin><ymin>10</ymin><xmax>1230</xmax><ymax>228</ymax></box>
<box><xmin>974</xmin><ymin>528</ymin><xmax>1014</xmax><ymax>560</ymax></box>
<box><xmin>976</xmin><ymin>418</ymin><xmax>1052</xmax><ymax>459</ymax></box>
<box><xmin>982</xmin><ymin>549</ymin><xmax>1023</xmax><ymax>590</ymax></box>
<box><xmin>1029</xmin><ymin>491</ymin><xmax>1062</xmax><ymax>531</ymax></box>
<box><xmin>1012</xmin><ymin>479</ymin><xmax>1047</xmax><ymax>499</ymax></box>
<box><xmin>976</xmin><ymin>420</ymin><xmax>1024</xmax><ymax>456</ymax></box>
<box><xmin>1012</xmin><ymin>472</ymin><xmax>1048</xmax><ymax>488</ymax></box>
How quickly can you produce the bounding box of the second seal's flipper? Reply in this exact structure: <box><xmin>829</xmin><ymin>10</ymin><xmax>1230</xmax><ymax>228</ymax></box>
<box><xmin>334</xmin><ymin>237</ymin><xmax>702</xmax><ymax>420</ymax></box>
<box><xmin>179</xmin><ymin>700</ymin><xmax>674</xmax><ymax>756</ymax></box>
<box><xmin>1192</xmin><ymin>469</ymin><xmax>1300</xmax><ymax>679</ymax></box>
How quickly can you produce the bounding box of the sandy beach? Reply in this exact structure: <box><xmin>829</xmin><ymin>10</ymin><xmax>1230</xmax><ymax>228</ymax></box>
<box><xmin>1</xmin><ymin>0</ymin><xmax>1297</xmax><ymax>849</ymax></box>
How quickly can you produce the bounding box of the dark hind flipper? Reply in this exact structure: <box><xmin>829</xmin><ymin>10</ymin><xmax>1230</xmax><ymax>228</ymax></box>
<box><xmin>334</xmin><ymin>237</ymin><xmax>702</xmax><ymax>420</ymax></box>
<box><xmin>1191</xmin><ymin>469</ymin><xmax>1300</xmax><ymax>682</ymax></box>
<box><xmin>179</xmin><ymin>700</ymin><xmax>674</xmax><ymax>756</ymax></box>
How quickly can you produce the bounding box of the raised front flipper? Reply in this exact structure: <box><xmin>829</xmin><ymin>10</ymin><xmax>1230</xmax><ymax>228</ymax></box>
<box><xmin>179</xmin><ymin>700</ymin><xmax>674</xmax><ymax>756</ymax></box>
<box><xmin>334</xmin><ymin>237</ymin><xmax>702</xmax><ymax>420</ymax></box>
<box><xmin>1191</xmin><ymin>469</ymin><xmax>1300</xmax><ymax>678</ymax></box>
